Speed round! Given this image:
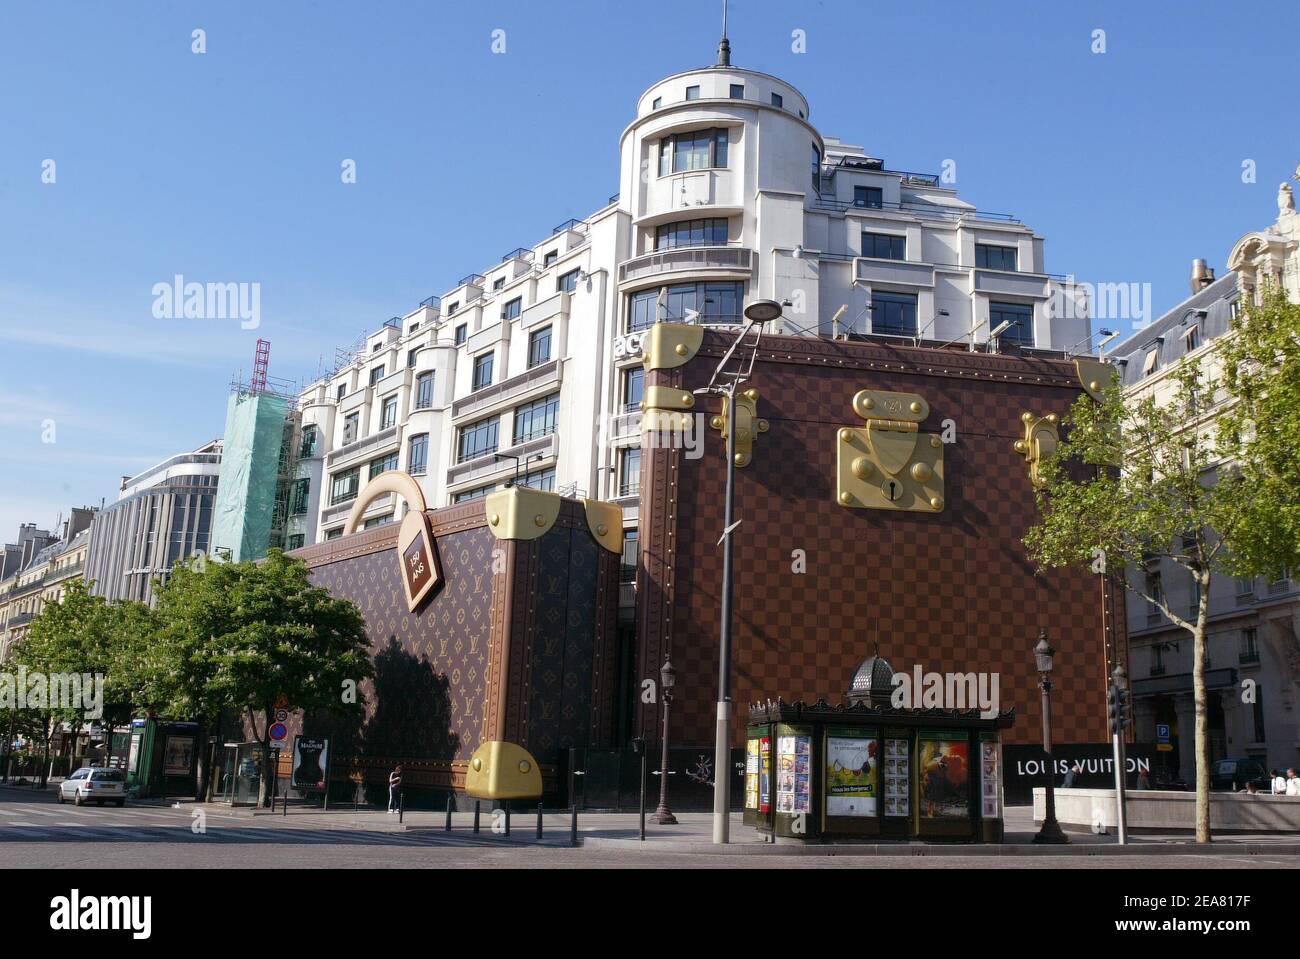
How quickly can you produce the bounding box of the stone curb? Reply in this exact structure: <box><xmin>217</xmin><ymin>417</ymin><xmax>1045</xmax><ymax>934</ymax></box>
<box><xmin>576</xmin><ymin>837</ymin><xmax>1300</xmax><ymax>856</ymax></box>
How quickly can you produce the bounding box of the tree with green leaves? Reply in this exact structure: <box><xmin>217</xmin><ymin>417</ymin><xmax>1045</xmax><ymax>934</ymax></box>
<box><xmin>8</xmin><ymin>580</ymin><xmax>153</xmax><ymax>783</ymax></box>
<box><xmin>1216</xmin><ymin>284</ymin><xmax>1300</xmax><ymax>576</ymax></box>
<box><xmin>151</xmin><ymin>549</ymin><xmax>373</xmax><ymax>806</ymax></box>
<box><xmin>1024</xmin><ymin>358</ymin><xmax>1250</xmax><ymax>844</ymax></box>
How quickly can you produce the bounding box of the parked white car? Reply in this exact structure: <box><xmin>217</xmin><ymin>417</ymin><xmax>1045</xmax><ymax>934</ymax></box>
<box><xmin>57</xmin><ymin>768</ymin><xmax>127</xmax><ymax>807</ymax></box>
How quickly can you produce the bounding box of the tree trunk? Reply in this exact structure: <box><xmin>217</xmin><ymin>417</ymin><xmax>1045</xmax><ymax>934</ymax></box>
<box><xmin>1192</xmin><ymin>572</ymin><xmax>1212</xmax><ymax>843</ymax></box>
<box><xmin>248</xmin><ymin>705</ymin><xmax>273</xmax><ymax>808</ymax></box>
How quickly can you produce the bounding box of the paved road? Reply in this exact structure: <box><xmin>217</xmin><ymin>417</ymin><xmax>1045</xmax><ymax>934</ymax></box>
<box><xmin>1</xmin><ymin>789</ymin><xmax>1295</xmax><ymax>868</ymax></box>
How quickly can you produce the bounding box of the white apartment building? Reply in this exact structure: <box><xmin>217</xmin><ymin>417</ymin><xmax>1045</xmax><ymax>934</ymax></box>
<box><xmin>1106</xmin><ymin>179</ymin><xmax>1300</xmax><ymax>783</ymax></box>
<box><xmin>290</xmin><ymin>47</ymin><xmax>1091</xmax><ymax>560</ymax></box>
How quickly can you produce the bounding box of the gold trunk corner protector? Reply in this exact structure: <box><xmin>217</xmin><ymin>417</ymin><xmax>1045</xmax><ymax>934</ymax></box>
<box><xmin>463</xmin><ymin>741</ymin><xmax>543</xmax><ymax>800</ymax></box>
<box><xmin>485</xmin><ymin>486</ymin><xmax>563</xmax><ymax>542</ymax></box>
<box><xmin>642</xmin><ymin>322</ymin><xmax>704</xmax><ymax>372</ymax></box>
<box><xmin>640</xmin><ymin>383</ymin><xmax>699</xmax><ymax>436</ymax></box>
<box><xmin>1074</xmin><ymin>357</ymin><xmax>1115</xmax><ymax>402</ymax></box>
<box><xmin>1014</xmin><ymin>412</ymin><xmax>1059</xmax><ymax>488</ymax></box>
<box><xmin>836</xmin><ymin>389</ymin><xmax>944</xmax><ymax>512</ymax></box>
<box><xmin>582</xmin><ymin>498</ymin><xmax>624</xmax><ymax>553</ymax></box>
<box><xmin>709</xmin><ymin>389</ymin><xmax>769</xmax><ymax>468</ymax></box>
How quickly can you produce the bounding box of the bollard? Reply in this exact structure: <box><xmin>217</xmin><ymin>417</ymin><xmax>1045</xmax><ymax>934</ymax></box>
<box><xmin>282</xmin><ymin>789</ymin><xmax>288</xmax><ymax>817</ymax></box>
<box><xmin>570</xmin><ymin>799</ymin><xmax>577</xmax><ymax>845</ymax></box>
<box><xmin>473</xmin><ymin>800</ymin><xmax>480</xmax><ymax>834</ymax></box>
<box><xmin>639</xmin><ymin>748</ymin><xmax>647</xmax><ymax>842</ymax></box>
<box><xmin>536</xmin><ymin>802</ymin><xmax>543</xmax><ymax>840</ymax></box>
<box><xmin>504</xmin><ymin>800</ymin><xmax>510</xmax><ymax>836</ymax></box>
<box><xmin>399</xmin><ymin>791</ymin><xmax>404</xmax><ymax>825</ymax></box>
<box><xmin>445</xmin><ymin>795</ymin><xmax>453</xmax><ymax>831</ymax></box>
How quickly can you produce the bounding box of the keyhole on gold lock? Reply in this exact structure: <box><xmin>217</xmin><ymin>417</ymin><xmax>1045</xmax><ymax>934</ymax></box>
<box><xmin>882</xmin><ymin>479</ymin><xmax>902</xmax><ymax>502</ymax></box>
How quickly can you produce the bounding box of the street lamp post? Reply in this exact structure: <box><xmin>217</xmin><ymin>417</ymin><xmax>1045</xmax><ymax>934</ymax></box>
<box><xmin>1111</xmin><ymin>663</ymin><xmax>1130</xmax><ymax>845</ymax></box>
<box><xmin>651</xmin><ymin>655</ymin><xmax>677</xmax><ymax>825</ymax></box>
<box><xmin>1033</xmin><ymin>629</ymin><xmax>1069</xmax><ymax>844</ymax></box>
<box><xmin>710</xmin><ymin>298</ymin><xmax>782</xmax><ymax>844</ymax></box>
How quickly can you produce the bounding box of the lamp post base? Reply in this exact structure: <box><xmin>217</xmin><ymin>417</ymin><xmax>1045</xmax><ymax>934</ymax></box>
<box><xmin>1033</xmin><ymin>820</ymin><xmax>1070</xmax><ymax>844</ymax></box>
<box><xmin>650</xmin><ymin>806</ymin><xmax>678</xmax><ymax>825</ymax></box>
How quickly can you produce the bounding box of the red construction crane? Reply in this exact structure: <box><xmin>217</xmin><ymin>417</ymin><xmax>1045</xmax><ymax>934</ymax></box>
<box><xmin>251</xmin><ymin>338</ymin><xmax>270</xmax><ymax>393</ymax></box>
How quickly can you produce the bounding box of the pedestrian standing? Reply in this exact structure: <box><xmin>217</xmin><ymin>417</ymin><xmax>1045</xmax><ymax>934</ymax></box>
<box><xmin>1287</xmin><ymin>768</ymin><xmax>1300</xmax><ymax>797</ymax></box>
<box><xmin>388</xmin><ymin>764</ymin><xmax>403</xmax><ymax>813</ymax></box>
<box><xmin>1271</xmin><ymin>769</ymin><xmax>1287</xmax><ymax>794</ymax></box>
<box><xmin>1061</xmin><ymin>762</ymin><xmax>1082</xmax><ymax>788</ymax></box>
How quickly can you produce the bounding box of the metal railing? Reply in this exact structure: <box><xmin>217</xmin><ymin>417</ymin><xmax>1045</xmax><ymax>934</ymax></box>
<box><xmin>446</xmin><ymin>433</ymin><xmax>555</xmax><ymax>488</ymax></box>
<box><xmin>810</xmin><ymin>196</ymin><xmax>1020</xmax><ymax>224</ymax></box>
<box><xmin>451</xmin><ymin>359</ymin><xmax>560</xmax><ymax>419</ymax></box>
<box><xmin>618</xmin><ymin>246</ymin><xmax>754</xmax><ymax>285</ymax></box>
<box><xmin>326</xmin><ymin>426</ymin><xmax>400</xmax><ymax>468</ymax></box>
<box><xmin>418</xmin><ymin>295</ymin><xmax>441</xmax><ymax>310</ymax></box>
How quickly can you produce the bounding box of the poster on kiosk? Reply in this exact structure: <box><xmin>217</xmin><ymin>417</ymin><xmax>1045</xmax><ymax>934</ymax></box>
<box><xmin>291</xmin><ymin>736</ymin><xmax>330</xmax><ymax>791</ymax></box>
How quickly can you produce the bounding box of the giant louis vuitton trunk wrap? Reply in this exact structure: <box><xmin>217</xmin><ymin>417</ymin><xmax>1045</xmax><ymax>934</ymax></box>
<box><xmin>635</xmin><ymin>327</ymin><xmax>1125</xmax><ymax>751</ymax></box>
<box><xmin>291</xmin><ymin>493</ymin><xmax>620</xmax><ymax>793</ymax></box>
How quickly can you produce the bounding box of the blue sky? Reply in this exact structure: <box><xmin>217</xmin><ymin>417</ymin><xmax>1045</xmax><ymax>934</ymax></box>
<box><xmin>1</xmin><ymin>0</ymin><xmax>1296</xmax><ymax>539</ymax></box>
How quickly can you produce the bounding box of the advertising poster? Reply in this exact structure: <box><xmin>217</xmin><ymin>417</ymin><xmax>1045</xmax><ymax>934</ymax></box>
<box><xmin>162</xmin><ymin>736</ymin><xmax>194</xmax><ymax>776</ymax></box>
<box><xmin>291</xmin><ymin>737</ymin><xmax>330</xmax><ymax>790</ymax></box>
<box><xmin>759</xmin><ymin>736</ymin><xmax>771</xmax><ymax>812</ymax></box>
<box><xmin>980</xmin><ymin>740</ymin><xmax>1000</xmax><ymax>818</ymax></box>
<box><xmin>824</xmin><ymin>731</ymin><xmax>877</xmax><ymax>817</ymax></box>
<box><xmin>883</xmin><ymin>737</ymin><xmax>910</xmax><ymax>817</ymax></box>
<box><xmin>745</xmin><ymin>738</ymin><xmax>760</xmax><ymax>810</ymax></box>
<box><xmin>127</xmin><ymin>735</ymin><xmax>141</xmax><ymax>774</ymax></box>
<box><xmin>775</xmin><ymin>733</ymin><xmax>811</xmax><ymax>814</ymax></box>
<box><xmin>918</xmin><ymin>737</ymin><xmax>969</xmax><ymax>819</ymax></box>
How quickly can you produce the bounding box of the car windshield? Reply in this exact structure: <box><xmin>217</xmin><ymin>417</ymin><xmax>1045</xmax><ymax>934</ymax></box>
<box><xmin>90</xmin><ymin>770</ymin><xmax>126</xmax><ymax>782</ymax></box>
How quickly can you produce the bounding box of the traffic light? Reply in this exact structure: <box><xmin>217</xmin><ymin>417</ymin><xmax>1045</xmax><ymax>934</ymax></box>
<box><xmin>1107</xmin><ymin>683</ymin><xmax>1133</xmax><ymax>736</ymax></box>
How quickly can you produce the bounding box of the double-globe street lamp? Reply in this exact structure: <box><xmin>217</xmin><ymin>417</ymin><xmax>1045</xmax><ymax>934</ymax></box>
<box><xmin>650</xmin><ymin>654</ymin><xmax>677</xmax><ymax>825</ymax></box>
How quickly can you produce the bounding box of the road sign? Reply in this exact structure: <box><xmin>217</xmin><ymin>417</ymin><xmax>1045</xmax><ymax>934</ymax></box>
<box><xmin>1156</xmin><ymin>723</ymin><xmax>1172</xmax><ymax>752</ymax></box>
<box><xmin>275</xmin><ymin>709</ymin><xmax>289</xmax><ymax>723</ymax></box>
<box><xmin>269</xmin><ymin>722</ymin><xmax>288</xmax><ymax>742</ymax></box>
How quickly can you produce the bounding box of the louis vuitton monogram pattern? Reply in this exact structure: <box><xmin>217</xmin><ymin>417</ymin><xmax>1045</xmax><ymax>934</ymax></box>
<box><xmin>297</xmin><ymin>498</ymin><xmax>620</xmax><ymax>786</ymax></box>
<box><xmin>308</xmin><ymin>523</ymin><xmax>496</xmax><ymax>762</ymax></box>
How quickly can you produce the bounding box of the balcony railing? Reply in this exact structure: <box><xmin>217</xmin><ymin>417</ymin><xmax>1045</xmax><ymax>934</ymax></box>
<box><xmin>810</xmin><ymin>196</ymin><xmax>1019</xmax><ymax>223</ymax></box>
<box><xmin>446</xmin><ymin>432</ymin><xmax>556</xmax><ymax>489</ymax></box>
<box><xmin>451</xmin><ymin>359</ymin><xmax>560</xmax><ymax>420</ymax></box>
<box><xmin>618</xmin><ymin>246</ymin><xmax>754</xmax><ymax>285</ymax></box>
<box><xmin>326</xmin><ymin>426</ymin><xmax>400</xmax><ymax>467</ymax></box>
<box><xmin>1240</xmin><ymin>650</ymin><xmax>1260</xmax><ymax>665</ymax></box>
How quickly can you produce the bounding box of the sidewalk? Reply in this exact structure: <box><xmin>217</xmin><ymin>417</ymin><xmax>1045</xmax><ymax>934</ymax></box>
<box><xmin>5</xmin><ymin>780</ymin><xmax>1297</xmax><ymax>855</ymax></box>
<box><xmin>163</xmin><ymin>800</ymin><xmax>1300</xmax><ymax>853</ymax></box>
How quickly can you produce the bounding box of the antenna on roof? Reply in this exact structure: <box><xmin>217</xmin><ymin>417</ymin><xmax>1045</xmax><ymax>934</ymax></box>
<box><xmin>716</xmin><ymin>0</ymin><xmax>731</xmax><ymax>66</ymax></box>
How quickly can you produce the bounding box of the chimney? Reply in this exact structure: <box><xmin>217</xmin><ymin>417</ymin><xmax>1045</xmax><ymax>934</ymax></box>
<box><xmin>1190</xmin><ymin>258</ymin><xmax>1215</xmax><ymax>294</ymax></box>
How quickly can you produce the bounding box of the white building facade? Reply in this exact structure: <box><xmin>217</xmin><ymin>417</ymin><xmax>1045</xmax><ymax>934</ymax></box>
<box><xmin>1107</xmin><ymin>179</ymin><xmax>1300</xmax><ymax>783</ymax></box>
<box><xmin>290</xmin><ymin>56</ymin><xmax>1091</xmax><ymax>566</ymax></box>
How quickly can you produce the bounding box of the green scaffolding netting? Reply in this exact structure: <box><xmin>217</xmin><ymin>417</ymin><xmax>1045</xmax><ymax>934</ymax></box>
<box><xmin>212</xmin><ymin>392</ymin><xmax>289</xmax><ymax>563</ymax></box>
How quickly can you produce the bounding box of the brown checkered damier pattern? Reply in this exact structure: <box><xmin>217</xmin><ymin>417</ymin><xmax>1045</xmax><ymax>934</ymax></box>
<box><xmin>636</xmin><ymin>333</ymin><xmax>1124</xmax><ymax>750</ymax></box>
